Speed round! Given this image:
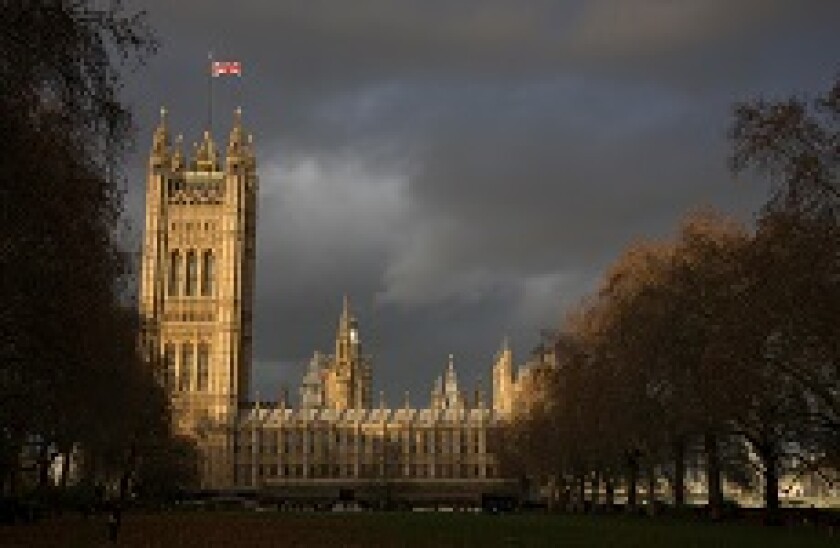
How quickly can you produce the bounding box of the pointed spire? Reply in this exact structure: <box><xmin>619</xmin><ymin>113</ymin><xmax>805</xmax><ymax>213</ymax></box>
<box><xmin>245</xmin><ymin>133</ymin><xmax>256</xmax><ymax>168</ymax></box>
<box><xmin>379</xmin><ymin>390</ymin><xmax>385</xmax><ymax>410</ymax></box>
<box><xmin>151</xmin><ymin>105</ymin><xmax>170</xmax><ymax>160</ymax></box>
<box><xmin>171</xmin><ymin>134</ymin><xmax>185</xmax><ymax>171</ymax></box>
<box><xmin>502</xmin><ymin>335</ymin><xmax>510</xmax><ymax>353</ymax></box>
<box><xmin>404</xmin><ymin>390</ymin><xmax>410</xmax><ymax>410</ymax></box>
<box><xmin>446</xmin><ymin>354</ymin><xmax>456</xmax><ymax>382</ymax></box>
<box><xmin>278</xmin><ymin>384</ymin><xmax>288</xmax><ymax>410</ymax></box>
<box><xmin>228</xmin><ymin>107</ymin><xmax>245</xmax><ymax>157</ymax></box>
<box><xmin>196</xmin><ymin>129</ymin><xmax>218</xmax><ymax>171</ymax></box>
<box><xmin>342</xmin><ymin>294</ymin><xmax>350</xmax><ymax>320</ymax></box>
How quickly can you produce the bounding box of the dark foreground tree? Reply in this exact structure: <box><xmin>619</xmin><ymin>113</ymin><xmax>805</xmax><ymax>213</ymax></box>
<box><xmin>500</xmin><ymin>77</ymin><xmax>839</xmax><ymax>527</ymax></box>
<box><xmin>731</xmin><ymin>76</ymin><xmax>839</xmax><ymax>221</ymax></box>
<box><xmin>0</xmin><ymin>2</ymin><xmax>196</xmax><ymax>504</ymax></box>
<box><xmin>730</xmin><ymin>77</ymin><xmax>840</xmax><ymax>511</ymax></box>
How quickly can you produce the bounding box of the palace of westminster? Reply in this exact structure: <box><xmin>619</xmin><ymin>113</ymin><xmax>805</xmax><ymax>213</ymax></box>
<box><xmin>139</xmin><ymin>108</ymin><xmax>554</xmax><ymax>498</ymax></box>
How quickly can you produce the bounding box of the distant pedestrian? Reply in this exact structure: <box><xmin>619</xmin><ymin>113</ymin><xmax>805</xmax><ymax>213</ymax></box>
<box><xmin>107</xmin><ymin>506</ymin><xmax>122</xmax><ymax>543</ymax></box>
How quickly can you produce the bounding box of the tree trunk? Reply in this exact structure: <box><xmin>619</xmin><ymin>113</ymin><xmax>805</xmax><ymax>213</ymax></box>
<box><xmin>557</xmin><ymin>475</ymin><xmax>570</xmax><ymax>512</ymax></box>
<box><xmin>547</xmin><ymin>475</ymin><xmax>557</xmax><ymax>512</ymax></box>
<box><xmin>627</xmin><ymin>453</ymin><xmax>639</xmax><ymax>511</ymax></box>
<box><xmin>37</xmin><ymin>441</ymin><xmax>52</xmax><ymax>492</ymax></box>
<box><xmin>761</xmin><ymin>446</ymin><xmax>780</xmax><ymax>525</ymax></box>
<box><xmin>59</xmin><ymin>446</ymin><xmax>72</xmax><ymax>490</ymax></box>
<box><xmin>704</xmin><ymin>431</ymin><xmax>723</xmax><ymax>520</ymax></box>
<box><xmin>647</xmin><ymin>464</ymin><xmax>657</xmax><ymax>516</ymax></box>
<box><xmin>118</xmin><ymin>445</ymin><xmax>137</xmax><ymax>504</ymax></box>
<box><xmin>577</xmin><ymin>472</ymin><xmax>586</xmax><ymax>513</ymax></box>
<box><xmin>673</xmin><ymin>437</ymin><xmax>686</xmax><ymax>509</ymax></box>
<box><xmin>605</xmin><ymin>475</ymin><xmax>615</xmax><ymax>511</ymax></box>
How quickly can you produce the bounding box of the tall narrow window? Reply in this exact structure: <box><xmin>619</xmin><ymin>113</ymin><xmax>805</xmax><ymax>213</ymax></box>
<box><xmin>179</xmin><ymin>343</ymin><xmax>193</xmax><ymax>391</ymax></box>
<box><xmin>201</xmin><ymin>250</ymin><xmax>214</xmax><ymax>296</ymax></box>
<box><xmin>163</xmin><ymin>343</ymin><xmax>176</xmax><ymax>390</ymax></box>
<box><xmin>168</xmin><ymin>251</ymin><xmax>181</xmax><ymax>296</ymax></box>
<box><xmin>197</xmin><ymin>343</ymin><xmax>209</xmax><ymax>391</ymax></box>
<box><xmin>185</xmin><ymin>251</ymin><xmax>197</xmax><ymax>296</ymax></box>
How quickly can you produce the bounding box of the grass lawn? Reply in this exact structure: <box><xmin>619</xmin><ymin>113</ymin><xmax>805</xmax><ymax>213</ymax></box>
<box><xmin>2</xmin><ymin>511</ymin><xmax>837</xmax><ymax>547</ymax></box>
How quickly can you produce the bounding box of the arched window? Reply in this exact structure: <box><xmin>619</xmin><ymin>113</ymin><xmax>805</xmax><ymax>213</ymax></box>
<box><xmin>163</xmin><ymin>343</ymin><xmax>176</xmax><ymax>390</ymax></box>
<box><xmin>185</xmin><ymin>251</ymin><xmax>198</xmax><ymax>296</ymax></box>
<box><xmin>201</xmin><ymin>250</ymin><xmax>215</xmax><ymax>296</ymax></box>
<box><xmin>168</xmin><ymin>251</ymin><xmax>181</xmax><ymax>296</ymax></box>
<box><xmin>196</xmin><ymin>343</ymin><xmax>210</xmax><ymax>391</ymax></box>
<box><xmin>179</xmin><ymin>343</ymin><xmax>193</xmax><ymax>391</ymax></box>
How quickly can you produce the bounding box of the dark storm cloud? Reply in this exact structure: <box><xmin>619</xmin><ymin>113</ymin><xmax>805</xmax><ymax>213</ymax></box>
<box><xmin>124</xmin><ymin>0</ymin><xmax>840</xmax><ymax>403</ymax></box>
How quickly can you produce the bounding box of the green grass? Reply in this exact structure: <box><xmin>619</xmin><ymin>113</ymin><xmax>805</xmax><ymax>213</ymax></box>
<box><xmin>2</xmin><ymin>511</ymin><xmax>837</xmax><ymax>547</ymax></box>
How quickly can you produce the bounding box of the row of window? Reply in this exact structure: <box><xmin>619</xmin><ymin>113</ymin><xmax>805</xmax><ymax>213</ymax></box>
<box><xmin>168</xmin><ymin>250</ymin><xmax>215</xmax><ymax>297</ymax></box>
<box><xmin>236</xmin><ymin>431</ymin><xmax>482</xmax><ymax>456</ymax></box>
<box><xmin>168</xmin><ymin>180</ymin><xmax>223</xmax><ymax>194</ymax></box>
<box><xmin>242</xmin><ymin>429</ymin><xmax>483</xmax><ymax>446</ymax></box>
<box><xmin>239</xmin><ymin>443</ymin><xmax>483</xmax><ymax>456</ymax></box>
<box><xmin>163</xmin><ymin>311</ymin><xmax>216</xmax><ymax>323</ymax></box>
<box><xmin>238</xmin><ymin>463</ymin><xmax>492</xmax><ymax>482</ymax></box>
<box><xmin>163</xmin><ymin>342</ymin><xmax>211</xmax><ymax>392</ymax></box>
<box><xmin>171</xmin><ymin>221</ymin><xmax>218</xmax><ymax>232</ymax></box>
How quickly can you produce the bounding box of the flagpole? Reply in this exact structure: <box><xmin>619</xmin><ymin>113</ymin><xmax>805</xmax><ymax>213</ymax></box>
<box><xmin>207</xmin><ymin>51</ymin><xmax>213</xmax><ymax>133</ymax></box>
<box><xmin>237</xmin><ymin>68</ymin><xmax>243</xmax><ymax>114</ymax></box>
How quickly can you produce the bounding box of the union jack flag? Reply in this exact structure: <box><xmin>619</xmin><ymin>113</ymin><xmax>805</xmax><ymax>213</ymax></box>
<box><xmin>211</xmin><ymin>61</ymin><xmax>241</xmax><ymax>77</ymax></box>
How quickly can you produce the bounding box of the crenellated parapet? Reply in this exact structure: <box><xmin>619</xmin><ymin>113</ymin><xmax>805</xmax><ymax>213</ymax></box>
<box><xmin>149</xmin><ymin>106</ymin><xmax>255</xmax><ymax>176</ymax></box>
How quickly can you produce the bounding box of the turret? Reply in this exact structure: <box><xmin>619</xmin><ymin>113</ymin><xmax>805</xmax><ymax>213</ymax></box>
<box><xmin>445</xmin><ymin>354</ymin><xmax>457</xmax><ymax>391</ymax></box>
<box><xmin>171</xmin><ymin>134</ymin><xmax>185</xmax><ymax>172</ymax></box>
<box><xmin>493</xmin><ymin>337</ymin><xmax>515</xmax><ymax>416</ymax></box>
<box><xmin>336</xmin><ymin>294</ymin><xmax>360</xmax><ymax>362</ymax></box>
<box><xmin>150</xmin><ymin>106</ymin><xmax>170</xmax><ymax>168</ymax></box>
<box><xmin>194</xmin><ymin>130</ymin><xmax>220</xmax><ymax>172</ymax></box>
<box><xmin>431</xmin><ymin>376</ymin><xmax>443</xmax><ymax>410</ymax></box>
<box><xmin>226</xmin><ymin>107</ymin><xmax>250</xmax><ymax>175</ymax></box>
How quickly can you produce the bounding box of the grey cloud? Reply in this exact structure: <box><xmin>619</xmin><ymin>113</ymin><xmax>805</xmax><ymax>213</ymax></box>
<box><xmin>126</xmin><ymin>0</ymin><xmax>840</xmax><ymax>404</ymax></box>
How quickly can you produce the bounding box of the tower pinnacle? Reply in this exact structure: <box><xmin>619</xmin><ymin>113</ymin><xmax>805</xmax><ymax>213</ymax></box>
<box><xmin>228</xmin><ymin>107</ymin><xmax>245</xmax><ymax>158</ymax></box>
<box><xmin>171</xmin><ymin>134</ymin><xmax>185</xmax><ymax>171</ymax></box>
<box><xmin>195</xmin><ymin>129</ymin><xmax>218</xmax><ymax>171</ymax></box>
<box><xmin>151</xmin><ymin>105</ymin><xmax>170</xmax><ymax>159</ymax></box>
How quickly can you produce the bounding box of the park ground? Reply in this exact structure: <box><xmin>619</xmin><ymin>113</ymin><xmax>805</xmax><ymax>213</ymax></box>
<box><xmin>2</xmin><ymin>511</ymin><xmax>838</xmax><ymax>547</ymax></box>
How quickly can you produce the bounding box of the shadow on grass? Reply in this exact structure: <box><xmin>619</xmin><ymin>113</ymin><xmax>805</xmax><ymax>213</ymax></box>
<box><xmin>1</xmin><ymin>511</ymin><xmax>838</xmax><ymax>547</ymax></box>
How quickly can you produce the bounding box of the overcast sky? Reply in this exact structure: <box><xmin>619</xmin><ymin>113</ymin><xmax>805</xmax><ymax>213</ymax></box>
<box><xmin>123</xmin><ymin>0</ymin><xmax>840</xmax><ymax>406</ymax></box>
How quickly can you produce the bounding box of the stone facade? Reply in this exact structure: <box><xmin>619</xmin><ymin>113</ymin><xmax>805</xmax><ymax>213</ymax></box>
<box><xmin>299</xmin><ymin>296</ymin><xmax>372</xmax><ymax>411</ymax></box>
<box><xmin>140</xmin><ymin>108</ymin><xmax>257</xmax><ymax>489</ymax></box>
<box><xmin>239</xmin><ymin>298</ymin><xmax>502</xmax><ymax>493</ymax></box>
<box><xmin>139</xmin><ymin>108</ymin><xmax>543</xmax><ymax>493</ymax></box>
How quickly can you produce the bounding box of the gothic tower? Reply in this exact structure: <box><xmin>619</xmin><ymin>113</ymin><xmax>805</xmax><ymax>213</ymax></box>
<box><xmin>492</xmin><ymin>337</ymin><xmax>515</xmax><ymax>417</ymax></box>
<box><xmin>325</xmin><ymin>296</ymin><xmax>372</xmax><ymax>410</ymax></box>
<box><xmin>139</xmin><ymin>107</ymin><xmax>257</xmax><ymax>488</ymax></box>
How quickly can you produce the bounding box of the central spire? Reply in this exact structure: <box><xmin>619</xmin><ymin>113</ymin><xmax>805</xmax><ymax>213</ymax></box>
<box><xmin>195</xmin><ymin>129</ymin><xmax>218</xmax><ymax>171</ymax></box>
